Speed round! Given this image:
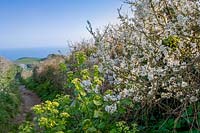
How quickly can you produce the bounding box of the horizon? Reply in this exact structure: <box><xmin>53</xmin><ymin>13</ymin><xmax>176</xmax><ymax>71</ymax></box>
<box><xmin>0</xmin><ymin>0</ymin><xmax>122</xmax><ymax>49</ymax></box>
<box><xmin>0</xmin><ymin>47</ymin><xmax>70</xmax><ymax>60</ymax></box>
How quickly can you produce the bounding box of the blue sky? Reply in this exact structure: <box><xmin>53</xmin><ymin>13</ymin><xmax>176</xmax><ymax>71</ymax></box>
<box><xmin>0</xmin><ymin>0</ymin><xmax>123</xmax><ymax>49</ymax></box>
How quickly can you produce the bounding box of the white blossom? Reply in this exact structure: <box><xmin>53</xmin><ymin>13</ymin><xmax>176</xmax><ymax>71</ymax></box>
<box><xmin>147</xmin><ymin>72</ymin><xmax>154</xmax><ymax>81</ymax></box>
<box><xmin>181</xmin><ymin>81</ymin><xmax>188</xmax><ymax>87</ymax></box>
<box><xmin>190</xmin><ymin>96</ymin><xmax>198</xmax><ymax>103</ymax></box>
<box><xmin>105</xmin><ymin>103</ymin><xmax>117</xmax><ymax>114</ymax></box>
<box><xmin>93</xmin><ymin>0</ymin><xmax>200</xmax><ymax>107</ymax></box>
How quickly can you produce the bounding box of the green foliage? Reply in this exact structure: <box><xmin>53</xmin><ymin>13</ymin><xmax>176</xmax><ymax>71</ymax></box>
<box><xmin>110</xmin><ymin>121</ymin><xmax>138</xmax><ymax>133</ymax></box>
<box><xmin>0</xmin><ymin>64</ymin><xmax>20</xmax><ymax>132</ymax></box>
<box><xmin>24</xmin><ymin>77</ymin><xmax>59</xmax><ymax>101</ymax></box>
<box><xmin>75</xmin><ymin>51</ymin><xmax>87</xmax><ymax>66</ymax></box>
<box><xmin>162</xmin><ymin>35</ymin><xmax>180</xmax><ymax>50</ymax></box>
<box><xmin>23</xmin><ymin>56</ymin><xmax>66</xmax><ymax>101</ymax></box>
<box><xmin>19</xmin><ymin>51</ymin><xmax>138</xmax><ymax>132</ymax></box>
<box><xmin>18</xmin><ymin>121</ymin><xmax>34</xmax><ymax>133</ymax></box>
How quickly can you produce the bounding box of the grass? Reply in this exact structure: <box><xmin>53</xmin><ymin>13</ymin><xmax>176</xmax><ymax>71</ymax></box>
<box><xmin>15</xmin><ymin>57</ymin><xmax>41</xmax><ymax>64</ymax></box>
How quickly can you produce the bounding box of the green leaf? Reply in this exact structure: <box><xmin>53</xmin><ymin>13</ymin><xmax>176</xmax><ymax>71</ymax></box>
<box><xmin>82</xmin><ymin>119</ymin><xmax>92</xmax><ymax>130</ymax></box>
<box><xmin>163</xmin><ymin>118</ymin><xmax>174</xmax><ymax>130</ymax></box>
<box><xmin>98</xmin><ymin>122</ymin><xmax>106</xmax><ymax>129</ymax></box>
<box><xmin>79</xmin><ymin>90</ymin><xmax>86</xmax><ymax>97</ymax></box>
<box><xmin>120</xmin><ymin>98</ymin><xmax>132</xmax><ymax>106</ymax></box>
<box><xmin>93</xmin><ymin>95</ymin><xmax>102</xmax><ymax>106</ymax></box>
<box><xmin>109</xmin><ymin>129</ymin><xmax>117</xmax><ymax>133</ymax></box>
<box><xmin>86</xmin><ymin>127</ymin><xmax>97</xmax><ymax>133</ymax></box>
<box><xmin>81</xmin><ymin>69</ymin><xmax>90</xmax><ymax>80</ymax></box>
<box><xmin>59</xmin><ymin>63</ymin><xmax>67</xmax><ymax>72</ymax></box>
<box><xmin>93</xmin><ymin>110</ymin><xmax>103</xmax><ymax>118</ymax></box>
<box><xmin>72</xmin><ymin>78</ymin><xmax>86</xmax><ymax>96</ymax></box>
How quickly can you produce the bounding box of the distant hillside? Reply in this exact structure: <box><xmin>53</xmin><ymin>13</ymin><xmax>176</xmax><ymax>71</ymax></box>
<box><xmin>15</xmin><ymin>57</ymin><xmax>41</xmax><ymax>64</ymax></box>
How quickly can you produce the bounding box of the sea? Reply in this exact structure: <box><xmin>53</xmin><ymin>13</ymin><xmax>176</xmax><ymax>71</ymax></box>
<box><xmin>0</xmin><ymin>47</ymin><xmax>70</xmax><ymax>61</ymax></box>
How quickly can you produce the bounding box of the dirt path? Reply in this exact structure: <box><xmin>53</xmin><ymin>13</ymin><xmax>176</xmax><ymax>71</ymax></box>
<box><xmin>14</xmin><ymin>85</ymin><xmax>41</xmax><ymax>124</ymax></box>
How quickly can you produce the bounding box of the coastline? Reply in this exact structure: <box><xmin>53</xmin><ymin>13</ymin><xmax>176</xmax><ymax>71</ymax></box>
<box><xmin>0</xmin><ymin>47</ymin><xmax>70</xmax><ymax>60</ymax></box>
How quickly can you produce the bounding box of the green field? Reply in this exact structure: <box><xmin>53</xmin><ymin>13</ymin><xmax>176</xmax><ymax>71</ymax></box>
<box><xmin>15</xmin><ymin>57</ymin><xmax>41</xmax><ymax>64</ymax></box>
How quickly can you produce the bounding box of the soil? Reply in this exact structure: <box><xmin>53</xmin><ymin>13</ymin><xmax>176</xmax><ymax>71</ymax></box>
<box><xmin>13</xmin><ymin>85</ymin><xmax>41</xmax><ymax>124</ymax></box>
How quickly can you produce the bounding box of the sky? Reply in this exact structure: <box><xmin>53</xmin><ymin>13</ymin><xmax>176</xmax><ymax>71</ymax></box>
<box><xmin>0</xmin><ymin>0</ymin><xmax>123</xmax><ymax>49</ymax></box>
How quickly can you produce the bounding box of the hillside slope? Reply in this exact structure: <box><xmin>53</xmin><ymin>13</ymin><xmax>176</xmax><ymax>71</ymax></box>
<box><xmin>15</xmin><ymin>57</ymin><xmax>41</xmax><ymax>64</ymax></box>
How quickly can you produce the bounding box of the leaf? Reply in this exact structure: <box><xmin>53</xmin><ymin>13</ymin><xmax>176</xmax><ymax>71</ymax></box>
<box><xmin>98</xmin><ymin>122</ymin><xmax>106</xmax><ymax>129</ymax></box>
<box><xmin>93</xmin><ymin>100</ymin><xmax>102</xmax><ymax>106</ymax></box>
<box><xmin>72</xmin><ymin>78</ymin><xmax>86</xmax><ymax>96</ymax></box>
<box><xmin>160</xmin><ymin>118</ymin><xmax>174</xmax><ymax>130</ymax></box>
<box><xmin>93</xmin><ymin>95</ymin><xmax>102</xmax><ymax>106</ymax></box>
<box><xmin>93</xmin><ymin>110</ymin><xmax>103</xmax><ymax>118</ymax></box>
<box><xmin>86</xmin><ymin>127</ymin><xmax>97</xmax><ymax>133</ymax></box>
<box><xmin>82</xmin><ymin>119</ymin><xmax>92</xmax><ymax>130</ymax></box>
<box><xmin>79</xmin><ymin>90</ymin><xmax>86</xmax><ymax>97</ymax></box>
<box><xmin>59</xmin><ymin>63</ymin><xmax>67</xmax><ymax>72</ymax></box>
<box><xmin>120</xmin><ymin>98</ymin><xmax>132</xmax><ymax>106</ymax></box>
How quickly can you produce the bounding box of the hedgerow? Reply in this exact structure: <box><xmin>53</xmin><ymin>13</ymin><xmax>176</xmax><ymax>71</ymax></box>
<box><xmin>23</xmin><ymin>55</ymin><xmax>66</xmax><ymax>101</ymax></box>
<box><xmin>0</xmin><ymin>57</ymin><xmax>21</xmax><ymax>132</ymax></box>
<box><xmin>19</xmin><ymin>51</ymin><xmax>138</xmax><ymax>133</ymax></box>
<box><xmin>20</xmin><ymin>0</ymin><xmax>200</xmax><ymax>132</ymax></box>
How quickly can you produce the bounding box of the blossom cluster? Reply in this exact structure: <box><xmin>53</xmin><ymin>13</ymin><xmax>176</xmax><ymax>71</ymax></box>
<box><xmin>90</xmin><ymin>0</ymin><xmax>200</xmax><ymax>113</ymax></box>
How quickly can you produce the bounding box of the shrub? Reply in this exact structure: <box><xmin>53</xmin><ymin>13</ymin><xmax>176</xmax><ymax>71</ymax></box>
<box><xmin>19</xmin><ymin>52</ymin><xmax>138</xmax><ymax>132</ymax></box>
<box><xmin>0</xmin><ymin>57</ymin><xmax>20</xmax><ymax>132</ymax></box>
<box><xmin>90</xmin><ymin>0</ymin><xmax>200</xmax><ymax>131</ymax></box>
<box><xmin>24</xmin><ymin>55</ymin><xmax>66</xmax><ymax>101</ymax></box>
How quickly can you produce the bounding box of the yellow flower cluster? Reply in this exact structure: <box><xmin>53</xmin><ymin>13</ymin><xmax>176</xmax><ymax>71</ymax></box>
<box><xmin>38</xmin><ymin>117</ymin><xmax>56</xmax><ymax>128</ymax></box>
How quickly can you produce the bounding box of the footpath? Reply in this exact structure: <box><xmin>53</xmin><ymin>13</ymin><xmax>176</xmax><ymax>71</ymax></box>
<box><xmin>14</xmin><ymin>85</ymin><xmax>41</xmax><ymax>124</ymax></box>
